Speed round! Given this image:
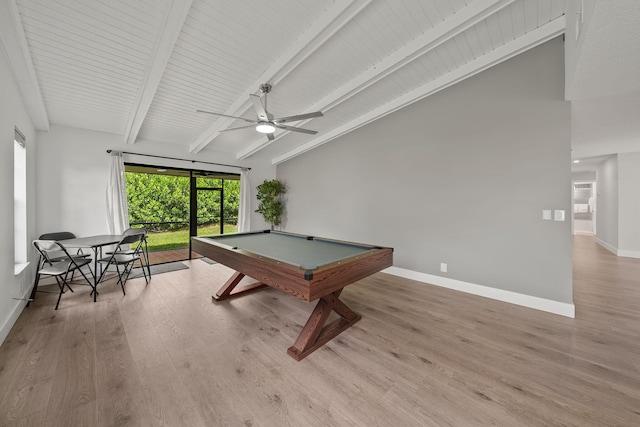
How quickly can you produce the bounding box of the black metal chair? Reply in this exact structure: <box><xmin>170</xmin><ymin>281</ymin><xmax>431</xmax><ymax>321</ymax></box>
<box><xmin>30</xmin><ymin>240</ymin><xmax>94</xmax><ymax>310</ymax></box>
<box><xmin>97</xmin><ymin>231</ymin><xmax>149</xmax><ymax>295</ymax></box>
<box><xmin>36</xmin><ymin>231</ymin><xmax>89</xmax><ymax>265</ymax></box>
<box><xmin>105</xmin><ymin>228</ymin><xmax>152</xmax><ymax>280</ymax></box>
<box><xmin>32</xmin><ymin>231</ymin><xmax>90</xmax><ymax>288</ymax></box>
<box><xmin>125</xmin><ymin>228</ymin><xmax>152</xmax><ymax>282</ymax></box>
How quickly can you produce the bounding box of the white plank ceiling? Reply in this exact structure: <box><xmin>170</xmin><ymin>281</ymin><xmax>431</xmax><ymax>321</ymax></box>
<box><xmin>2</xmin><ymin>0</ymin><xmax>570</xmax><ymax>164</ymax></box>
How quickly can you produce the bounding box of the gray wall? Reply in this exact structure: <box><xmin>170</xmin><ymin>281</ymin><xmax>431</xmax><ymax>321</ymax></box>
<box><xmin>572</xmin><ymin>171</ymin><xmax>596</xmax><ymax>182</ymax></box>
<box><xmin>617</xmin><ymin>152</ymin><xmax>640</xmax><ymax>255</ymax></box>
<box><xmin>596</xmin><ymin>155</ymin><xmax>619</xmax><ymax>249</ymax></box>
<box><xmin>36</xmin><ymin>125</ymin><xmax>275</xmax><ymax>238</ymax></box>
<box><xmin>595</xmin><ymin>152</ymin><xmax>640</xmax><ymax>257</ymax></box>
<box><xmin>0</xmin><ymin>43</ymin><xmax>38</xmax><ymax>344</ymax></box>
<box><xmin>277</xmin><ymin>38</ymin><xmax>573</xmax><ymax>304</ymax></box>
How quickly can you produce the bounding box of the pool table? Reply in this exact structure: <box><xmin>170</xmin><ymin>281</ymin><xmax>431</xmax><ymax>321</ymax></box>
<box><xmin>192</xmin><ymin>230</ymin><xmax>393</xmax><ymax>360</ymax></box>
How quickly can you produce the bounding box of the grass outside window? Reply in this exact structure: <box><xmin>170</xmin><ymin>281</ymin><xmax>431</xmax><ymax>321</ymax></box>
<box><xmin>143</xmin><ymin>224</ymin><xmax>238</xmax><ymax>252</ymax></box>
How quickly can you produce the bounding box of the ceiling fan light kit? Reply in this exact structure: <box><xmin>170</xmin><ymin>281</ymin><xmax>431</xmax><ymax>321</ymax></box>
<box><xmin>198</xmin><ymin>83</ymin><xmax>324</xmax><ymax>139</ymax></box>
<box><xmin>256</xmin><ymin>121</ymin><xmax>276</xmax><ymax>133</ymax></box>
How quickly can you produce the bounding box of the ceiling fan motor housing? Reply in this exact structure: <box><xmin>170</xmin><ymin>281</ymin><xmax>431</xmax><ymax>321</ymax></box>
<box><xmin>260</xmin><ymin>83</ymin><xmax>272</xmax><ymax>94</ymax></box>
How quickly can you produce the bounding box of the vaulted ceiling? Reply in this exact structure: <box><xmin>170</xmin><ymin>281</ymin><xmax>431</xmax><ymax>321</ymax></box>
<box><xmin>4</xmin><ymin>0</ymin><xmax>618</xmax><ymax>167</ymax></box>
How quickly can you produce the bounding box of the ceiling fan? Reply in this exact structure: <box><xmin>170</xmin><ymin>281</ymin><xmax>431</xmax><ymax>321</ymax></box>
<box><xmin>197</xmin><ymin>83</ymin><xmax>323</xmax><ymax>141</ymax></box>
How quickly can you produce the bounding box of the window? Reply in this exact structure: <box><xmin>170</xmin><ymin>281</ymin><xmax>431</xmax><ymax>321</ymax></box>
<box><xmin>14</xmin><ymin>128</ymin><xmax>27</xmax><ymax>270</ymax></box>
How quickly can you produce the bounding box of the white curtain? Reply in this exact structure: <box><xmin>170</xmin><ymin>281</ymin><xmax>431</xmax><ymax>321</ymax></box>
<box><xmin>238</xmin><ymin>168</ymin><xmax>251</xmax><ymax>232</ymax></box>
<box><xmin>106</xmin><ymin>151</ymin><xmax>130</xmax><ymax>234</ymax></box>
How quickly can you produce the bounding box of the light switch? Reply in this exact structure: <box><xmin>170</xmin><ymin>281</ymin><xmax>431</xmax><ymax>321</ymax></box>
<box><xmin>542</xmin><ymin>210</ymin><xmax>552</xmax><ymax>221</ymax></box>
<box><xmin>554</xmin><ymin>210</ymin><xmax>565</xmax><ymax>221</ymax></box>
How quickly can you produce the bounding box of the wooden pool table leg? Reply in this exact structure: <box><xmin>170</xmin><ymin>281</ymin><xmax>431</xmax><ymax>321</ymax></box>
<box><xmin>213</xmin><ymin>271</ymin><xmax>267</xmax><ymax>301</ymax></box>
<box><xmin>287</xmin><ymin>289</ymin><xmax>362</xmax><ymax>361</ymax></box>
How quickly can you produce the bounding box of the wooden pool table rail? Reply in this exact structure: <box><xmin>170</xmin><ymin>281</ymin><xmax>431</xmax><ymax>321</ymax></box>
<box><xmin>192</xmin><ymin>235</ymin><xmax>392</xmax><ymax>302</ymax></box>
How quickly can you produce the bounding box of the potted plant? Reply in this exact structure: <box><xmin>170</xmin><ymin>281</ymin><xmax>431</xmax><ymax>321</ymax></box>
<box><xmin>255</xmin><ymin>179</ymin><xmax>286</xmax><ymax>229</ymax></box>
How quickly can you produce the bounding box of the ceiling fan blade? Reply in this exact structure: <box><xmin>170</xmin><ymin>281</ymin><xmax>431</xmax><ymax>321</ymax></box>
<box><xmin>266</xmin><ymin>132</ymin><xmax>275</xmax><ymax>141</ymax></box>
<box><xmin>219</xmin><ymin>124</ymin><xmax>257</xmax><ymax>132</ymax></box>
<box><xmin>275</xmin><ymin>124</ymin><xmax>318</xmax><ymax>135</ymax></box>
<box><xmin>196</xmin><ymin>110</ymin><xmax>256</xmax><ymax>124</ymax></box>
<box><xmin>249</xmin><ymin>94</ymin><xmax>269</xmax><ymax>121</ymax></box>
<box><xmin>274</xmin><ymin>111</ymin><xmax>323</xmax><ymax>123</ymax></box>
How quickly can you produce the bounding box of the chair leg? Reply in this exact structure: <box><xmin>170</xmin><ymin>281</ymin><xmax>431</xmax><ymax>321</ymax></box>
<box><xmin>54</xmin><ymin>276</ymin><xmax>66</xmax><ymax>310</ymax></box>
<box><xmin>27</xmin><ymin>273</ymin><xmax>41</xmax><ymax>306</ymax></box>
<box><xmin>138</xmin><ymin>259</ymin><xmax>149</xmax><ymax>284</ymax></box>
<box><xmin>122</xmin><ymin>261</ymin><xmax>136</xmax><ymax>287</ymax></box>
<box><xmin>72</xmin><ymin>265</ymin><xmax>96</xmax><ymax>300</ymax></box>
<box><xmin>117</xmin><ymin>260</ymin><xmax>141</xmax><ymax>292</ymax></box>
<box><xmin>145</xmin><ymin>243</ymin><xmax>151</xmax><ymax>278</ymax></box>
<box><xmin>62</xmin><ymin>271</ymin><xmax>74</xmax><ymax>293</ymax></box>
<box><xmin>76</xmin><ymin>266</ymin><xmax>94</xmax><ymax>288</ymax></box>
<box><xmin>115</xmin><ymin>264</ymin><xmax>126</xmax><ymax>295</ymax></box>
<box><xmin>28</xmin><ymin>257</ymin><xmax>46</xmax><ymax>306</ymax></box>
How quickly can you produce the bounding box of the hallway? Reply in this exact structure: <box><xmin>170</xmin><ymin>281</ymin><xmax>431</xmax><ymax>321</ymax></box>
<box><xmin>572</xmin><ymin>234</ymin><xmax>640</xmax><ymax>323</ymax></box>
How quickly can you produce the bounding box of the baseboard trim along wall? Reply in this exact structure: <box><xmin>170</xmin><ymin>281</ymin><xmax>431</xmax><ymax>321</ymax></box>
<box><xmin>596</xmin><ymin>238</ymin><xmax>640</xmax><ymax>259</ymax></box>
<box><xmin>596</xmin><ymin>238</ymin><xmax>618</xmax><ymax>255</ymax></box>
<box><xmin>0</xmin><ymin>288</ymin><xmax>30</xmax><ymax>346</ymax></box>
<box><xmin>383</xmin><ymin>266</ymin><xmax>576</xmax><ymax>318</ymax></box>
<box><xmin>617</xmin><ymin>249</ymin><xmax>640</xmax><ymax>258</ymax></box>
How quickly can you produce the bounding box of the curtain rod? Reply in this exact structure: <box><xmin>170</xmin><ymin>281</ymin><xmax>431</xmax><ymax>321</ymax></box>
<box><xmin>106</xmin><ymin>150</ymin><xmax>250</xmax><ymax>170</ymax></box>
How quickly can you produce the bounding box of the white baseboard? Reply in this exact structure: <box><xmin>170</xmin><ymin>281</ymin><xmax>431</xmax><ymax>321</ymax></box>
<box><xmin>382</xmin><ymin>266</ymin><xmax>575</xmax><ymax>318</ymax></box>
<box><xmin>0</xmin><ymin>288</ymin><xmax>30</xmax><ymax>346</ymax></box>
<box><xmin>616</xmin><ymin>249</ymin><xmax>640</xmax><ymax>259</ymax></box>
<box><xmin>595</xmin><ymin>238</ymin><xmax>640</xmax><ymax>259</ymax></box>
<box><xmin>595</xmin><ymin>238</ymin><xmax>618</xmax><ymax>255</ymax></box>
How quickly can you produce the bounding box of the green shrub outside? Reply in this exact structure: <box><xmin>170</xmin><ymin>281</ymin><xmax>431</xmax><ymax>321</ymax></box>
<box><xmin>125</xmin><ymin>173</ymin><xmax>240</xmax><ymax>251</ymax></box>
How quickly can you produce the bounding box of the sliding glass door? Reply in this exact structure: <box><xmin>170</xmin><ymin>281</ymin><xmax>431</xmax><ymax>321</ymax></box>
<box><xmin>124</xmin><ymin>164</ymin><xmax>239</xmax><ymax>264</ymax></box>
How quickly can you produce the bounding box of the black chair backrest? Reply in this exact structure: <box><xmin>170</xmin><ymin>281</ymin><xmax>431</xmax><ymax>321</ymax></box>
<box><xmin>120</xmin><ymin>232</ymin><xmax>145</xmax><ymax>246</ymax></box>
<box><xmin>34</xmin><ymin>240</ymin><xmax>86</xmax><ymax>273</ymax></box>
<box><xmin>33</xmin><ymin>240</ymin><xmax>76</xmax><ymax>265</ymax></box>
<box><xmin>33</xmin><ymin>240</ymin><xmax>58</xmax><ymax>265</ymax></box>
<box><xmin>39</xmin><ymin>231</ymin><xmax>76</xmax><ymax>240</ymax></box>
<box><xmin>123</xmin><ymin>227</ymin><xmax>146</xmax><ymax>236</ymax></box>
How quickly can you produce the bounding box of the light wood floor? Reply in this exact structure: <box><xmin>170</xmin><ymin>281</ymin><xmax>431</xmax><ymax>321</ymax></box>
<box><xmin>1</xmin><ymin>235</ymin><xmax>639</xmax><ymax>426</ymax></box>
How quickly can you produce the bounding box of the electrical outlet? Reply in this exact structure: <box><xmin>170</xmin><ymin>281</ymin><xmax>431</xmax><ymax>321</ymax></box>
<box><xmin>440</xmin><ymin>263</ymin><xmax>447</xmax><ymax>273</ymax></box>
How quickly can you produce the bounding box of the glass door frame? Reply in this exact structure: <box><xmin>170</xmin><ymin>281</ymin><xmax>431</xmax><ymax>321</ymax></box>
<box><xmin>124</xmin><ymin>163</ymin><xmax>239</xmax><ymax>261</ymax></box>
<box><xmin>189</xmin><ymin>173</ymin><xmax>226</xmax><ymax>257</ymax></box>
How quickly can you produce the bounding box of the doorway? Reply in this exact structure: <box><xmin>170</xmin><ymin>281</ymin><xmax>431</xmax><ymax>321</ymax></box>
<box><xmin>573</xmin><ymin>182</ymin><xmax>596</xmax><ymax>235</ymax></box>
<box><xmin>190</xmin><ymin>173</ymin><xmax>240</xmax><ymax>258</ymax></box>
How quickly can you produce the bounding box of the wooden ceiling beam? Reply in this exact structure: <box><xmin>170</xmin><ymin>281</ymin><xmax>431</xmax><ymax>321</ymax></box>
<box><xmin>188</xmin><ymin>0</ymin><xmax>372</xmax><ymax>154</ymax></box>
<box><xmin>272</xmin><ymin>16</ymin><xmax>566</xmax><ymax>165</ymax></box>
<box><xmin>0</xmin><ymin>0</ymin><xmax>49</xmax><ymax>131</ymax></box>
<box><xmin>123</xmin><ymin>0</ymin><xmax>193</xmax><ymax>145</ymax></box>
<box><xmin>237</xmin><ymin>0</ymin><xmax>516</xmax><ymax>161</ymax></box>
